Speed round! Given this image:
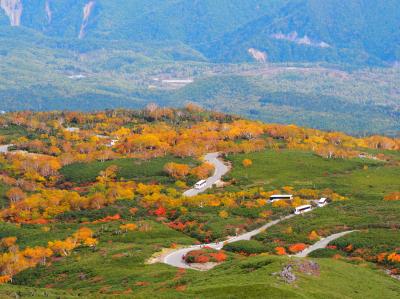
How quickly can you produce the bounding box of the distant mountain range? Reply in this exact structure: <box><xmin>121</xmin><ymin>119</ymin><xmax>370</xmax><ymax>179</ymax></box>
<box><xmin>1</xmin><ymin>0</ymin><xmax>399</xmax><ymax>65</ymax></box>
<box><xmin>0</xmin><ymin>0</ymin><xmax>399</xmax><ymax>136</ymax></box>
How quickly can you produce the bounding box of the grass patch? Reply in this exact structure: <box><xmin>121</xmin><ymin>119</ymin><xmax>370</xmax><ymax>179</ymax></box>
<box><xmin>0</xmin><ymin>222</ymin><xmax>81</xmax><ymax>249</ymax></box>
<box><xmin>330</xmin><ymin>228</ymin><xmax>400</xmax><ymax>255</ymax></box>
<box><xmin>226</xmin><ymin>149</ymin><xmax>399</xmax><ymax>199</ymax></box>
<box><xmin>0</xmin><ymin>284</ymin><xmax>79</xmax><ymax>299</ymax></box>
<box><xmin>223</xmin><ymin>240</ymin><xmax>267</xmax><ymax>255</ymax></box>
<box><xmin>0</xmin><ymin>182</ymin><xmax>8</xmax><ymax>208</ymax></box>
<box><xmin>60</xmin><ymin>156</ymin><xmax>198</xmax><ymax>184</ymax></box>
<box><xmin>12</xmin><ymin>220</ymin><xmax>195</xmax><ymax>296</ymax></box>
<box><xmin>182</xmin><ymin>255</ymin><xmax>400</xmax><ymax>299</ymax></box>
<box><xmin>0</xmin><ymin>124</ymin><xmax>32</xmax><ymax>142</ymax></box>
<box><xmin>253</xmin><ymin>200</ymin><xmax>400</xmax><ymax>250</ymax></box>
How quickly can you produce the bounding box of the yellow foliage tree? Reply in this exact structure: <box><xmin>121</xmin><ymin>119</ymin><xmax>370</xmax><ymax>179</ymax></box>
<box><xmin>219</xmin><ymin>210</ymin><xmax>229</xmax><ymax>219</ymax></box>
<box><xmin>120</xmin><ymin>223</ymin><xmax>138</xmax><ymax>232</ymax></box>
<box><xmin>308</xmin><ymin>231</ymin><xmax>320</xmax><ymax>241</ymax></box>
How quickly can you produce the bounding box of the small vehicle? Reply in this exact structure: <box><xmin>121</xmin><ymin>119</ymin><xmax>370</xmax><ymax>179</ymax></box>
<box><xmin>317</xmin><ymin>197</ymin><xmax>328</xmax><ymax>207</ymax></box>
<box><xmin>194</xmin><ymin>180</ymin><xmax>207</xmax><ymax>189</ymax></box>
<box><xmin>294</xmin><ymin>204</ymin><xmax>312</xmax><ymax>215</ymax></box>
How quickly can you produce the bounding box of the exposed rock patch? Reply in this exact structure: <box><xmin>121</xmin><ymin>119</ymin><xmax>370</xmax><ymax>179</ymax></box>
<box><xmin>248</xmin><ymin>48</ymin><xmax>267</xmax><ymax>63</ymax></box>
<box><xmin>79</xmin><ymin>1</ymin><xmax>95</xmax><ymax>39</ymax></box>
<box><xmin>274</xmin><ymin>260</ymin><xmax>320</xmax><ymax>284</ymax></box>
<box><xmin>271</xmin><ymin>31</ymin><xmax>330</xmax><ymax>48</ymax></box>
<box><xmin>297</xmin><ymin>260</ymin><xmax>320</xmax><ymax>276</ymax></box>
<box><xmin>0</xmin><ymin>0</ymin><xmax>23</xmax><ymax>26</ymax></box>
<box><xmin>45</xmin><ymin>0</ymin><xmax>52</xmax><ymax>24</ymax></box>
<box><xmin>276</xmin><ymin>264</ymin><xmax>297</xmax><ymax>284</ymax></box>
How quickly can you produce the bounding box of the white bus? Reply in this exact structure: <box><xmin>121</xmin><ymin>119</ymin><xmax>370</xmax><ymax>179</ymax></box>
<box><xmin>317</xmin><ymin>198</ymin><xmax>328</xmax><ymax>207</ymax></box>
<box><xmin>294</xmin><ymin>205</ymin><xmax>312</xmax><ymax>215</ymax></box>
<box><xmin>194</xmin><ymin>180</ymin><xmax>207</xmax><ymax>189</ymax></box>
<box><xmin>269</xmin><ymin>194</ymin><xmax>293</xmax><ymax>203</ymax></box>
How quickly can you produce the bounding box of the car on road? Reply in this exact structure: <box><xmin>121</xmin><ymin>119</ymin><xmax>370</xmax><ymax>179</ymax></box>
<box><xmin>194</xmin><ymin>180</ymin><xmax>207</xmax><ymax>189</ymax></box>
<box><xmin>294</xmin><ymin>204</ymin><xmax>312</xmax><ymax>215</ymax></box>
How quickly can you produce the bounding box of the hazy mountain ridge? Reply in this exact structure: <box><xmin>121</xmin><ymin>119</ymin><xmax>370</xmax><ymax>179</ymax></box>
<box><xmin>1</xmin><ymin>0</ymin><xmax>399</xmax><ymax>65</ymax></box>
<box><xmin>0</xmin><ymin>0</ymin><xmax>399</xmax><ymax>136</ymax></box>
<box><xmin>204</xmin><ymin>0</ymin><xmax>400</xmax><ymax>65</ymax></box>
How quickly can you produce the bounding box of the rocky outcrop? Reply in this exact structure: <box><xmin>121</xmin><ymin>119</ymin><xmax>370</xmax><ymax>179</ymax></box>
<box><xmin>0</xmin><ymin>0</ymin><xmax>23</xmax><ymax>26</ymax></box>
<box><xmin>45</xmin><ymin>0</ymin><xmax>52</xmax><ymax>24</ymax></box>
<box><xmin>271</xmin><ymin>31</ymin><xmax>331</xmax><ymax>48</ymax></box>
<box><xmin>248</xmin><ymin>48</ymin><xmax>267</xmax><ymax>63</ymax></box>
<box><xmin>78</xmin><ymin>1</ymin><xmax>95</xmax><ymax>39</ymax></box>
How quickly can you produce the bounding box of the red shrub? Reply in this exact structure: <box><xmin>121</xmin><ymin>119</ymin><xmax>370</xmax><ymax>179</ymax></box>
<box><xmin>184</xmin><ymin>249</ymin><xmax>228</xmax><ymax>264</ymax></box>
<box><xmin>93</xmin><ymin>214</ymin><xmax>121</xmax><ymax>223</ymax></box>
<box><xmin>154</xmin><ymin>206</ymin><xmax>166</xmax><ymax>217</ymax></box>
<box><xmin>275</xmin><ymin>246</ymin><xmax>287</xmax><ymax>255</ymax></box>
<box><xmin>288</xmin><ymin>243</ymin><xmax>307</xmax><ymax>253</ymax></box>
<box><xmin>196</xmin><ymin>255</ymin><xmax>210</xmax><ymax>263</ymax></box>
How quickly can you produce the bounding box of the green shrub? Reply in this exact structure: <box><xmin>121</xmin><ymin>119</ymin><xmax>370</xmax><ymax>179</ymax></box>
<box><xmin>224</xmin><ymin>240</ymin><xmax>266</xmax><ymax>255</ymax></box>
<box><xmin>309</xmin><ymin>248</ymin><xmax>342</xmax><ymax>258</ymax></box>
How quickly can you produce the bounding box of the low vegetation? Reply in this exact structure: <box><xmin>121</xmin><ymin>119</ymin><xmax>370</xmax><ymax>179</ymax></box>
<box><xmin>61</xmin><ymin>156</ymin><xmax>197</xmax><ymax>185</ymax></box>
<box><xmin>0</xmin><ymin>107</ymin><xmax>398</xmax><ymax>297</ymax></box>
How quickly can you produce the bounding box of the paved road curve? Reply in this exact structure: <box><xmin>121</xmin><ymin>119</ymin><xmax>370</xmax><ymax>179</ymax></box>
<box><xmin>183</xmin><ymin>152</ymin><xmax>230</xmax><ymax>197</ymax></box>
<box><xmin>164</xmin><ymin>153</ymin><xmax>297</xmax><ymax>270</ymax></box>
<box><xmin>163</xmin><ymin>214</ymin><xmax>296</xmax><ymax>269</ymax></box>
<box><xmin>295</xmin><ymin>230</ymin><xmax>356</xmax><ymax>258</ymax></box>
<box><xmin>162</xmin><ymin>153</ymin><xmax>349</xmax><ymax>270</ymax></box>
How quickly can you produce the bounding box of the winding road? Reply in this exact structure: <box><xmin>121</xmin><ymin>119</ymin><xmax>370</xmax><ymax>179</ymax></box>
<box><xmin>162</xmin><ymin>153</ymin><xmax>355</xmax><ymax>270</ymax></box>
<box><xmin>295</xmin><ymin>230</ymin><xmax>356</xmax><ymax>258</ymax></box>
<box><xmin>163</xmin><ymin>215</ymin><xmax>295</xmax><ymax>269</ymax></box>
<box><xmin>183</xmin><ymin>152</ymin><xmax>230</xmax><ymax>197</ymax></box>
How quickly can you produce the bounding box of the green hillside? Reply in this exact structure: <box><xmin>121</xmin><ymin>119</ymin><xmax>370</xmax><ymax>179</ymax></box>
<box><xmin>204</xmin><ymin>0</ymin><xmax>400</xmax><ymax>64</ymax></box>
<box><xmin>1</xmin><ymin>0</ymin><xmax>399</xmax><ymax>65</ymax></box>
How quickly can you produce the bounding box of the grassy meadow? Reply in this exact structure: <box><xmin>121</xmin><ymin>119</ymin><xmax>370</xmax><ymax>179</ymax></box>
<box><xmin>219</xmin><ymin>149</ymin><xmax>400</xmax><ymax>264</ymax></box>
<box><xmin>1</xmin><ymin>145</ymin><xmax>399</xmax><ymax>297</ymax></box>
<box><xmin>60</xmin><ymin>156</ymin><xmax>198</xmax><ymax>184</ymax></box>
<box><xmin>0</xmin><ymin>182</ymin><xmax>8</xmax><ymax>208</ymax></box>
<box><xmin>225</xmin><ymin>149</ymin><xmax>400</xmax><ymax>199</ymax></box>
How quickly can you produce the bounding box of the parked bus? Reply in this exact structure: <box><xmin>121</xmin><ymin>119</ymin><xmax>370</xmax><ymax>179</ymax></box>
<box><xmin>294</xmin><ymin>205</ymin><xmax>312</xmax><ymax>215</ymax></box>
<box><xmin>317</xmin><ymin>198</ymin><xmax>328</xmax><ymax>207</ymax></box>
<box><xmin>194</xmin><ymin>180</ymin><xmax>207</xmax><ymax>189</ymax></box>
<box><xmin>269</xmin><ymin>194</ymin><xmax>293</xmax><ymax>203</ymax></box>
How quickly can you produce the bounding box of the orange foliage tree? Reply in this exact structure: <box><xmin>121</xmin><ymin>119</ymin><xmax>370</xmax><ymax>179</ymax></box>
<box><xmin>164</xmin><ymin>162</ymin><xmax>190</xmax><ymax>179</ymax></box>
<box><xmin>288</xmin><ymin>243</ymin><xmax>308</xmax><ymax>253</ymax></box>
<box><xmin>242</xmin><ymin>159</ymin><xmax>253</xmax><ymax>168</ymax></box>
<box><xmin>190</xmin><ymin>162</ymin><xmax>215</xmax><ymax>179</ymax></box>
<box><xmin>384</xmin><ymin>192</ymin><xmax>400</xmax><ymax>201</ymax></box>
<box><xmin>275</xmin><ymin>247</ymin><xmax>287</xmax><ymax>255</ymax></box>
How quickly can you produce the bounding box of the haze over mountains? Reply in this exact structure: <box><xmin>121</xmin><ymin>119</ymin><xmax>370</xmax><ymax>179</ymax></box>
<box><xmin>0</xmin><ymin>0</ymin><xmax>399</xmax><ymax>135</ymax></box>
<box><xmin>1</xmin><ymin>0</ymin><xmax>399</xmax><ymax>65</ymax></box>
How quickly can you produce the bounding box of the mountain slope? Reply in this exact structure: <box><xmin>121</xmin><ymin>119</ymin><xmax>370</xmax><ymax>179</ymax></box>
<box><xmin>0</xmin><ymin>0</ymin><xmax>277</xmax><ymax>43</ymax></box>
<box><xmin>1</xmin><ymin>0</ymin><xmax>399</xmax><ymax>65</ymax></box>
<box><xmin>204</xmin><ymin>0</ymin><xmax>400</xmax><ymax>65</ymax></box>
